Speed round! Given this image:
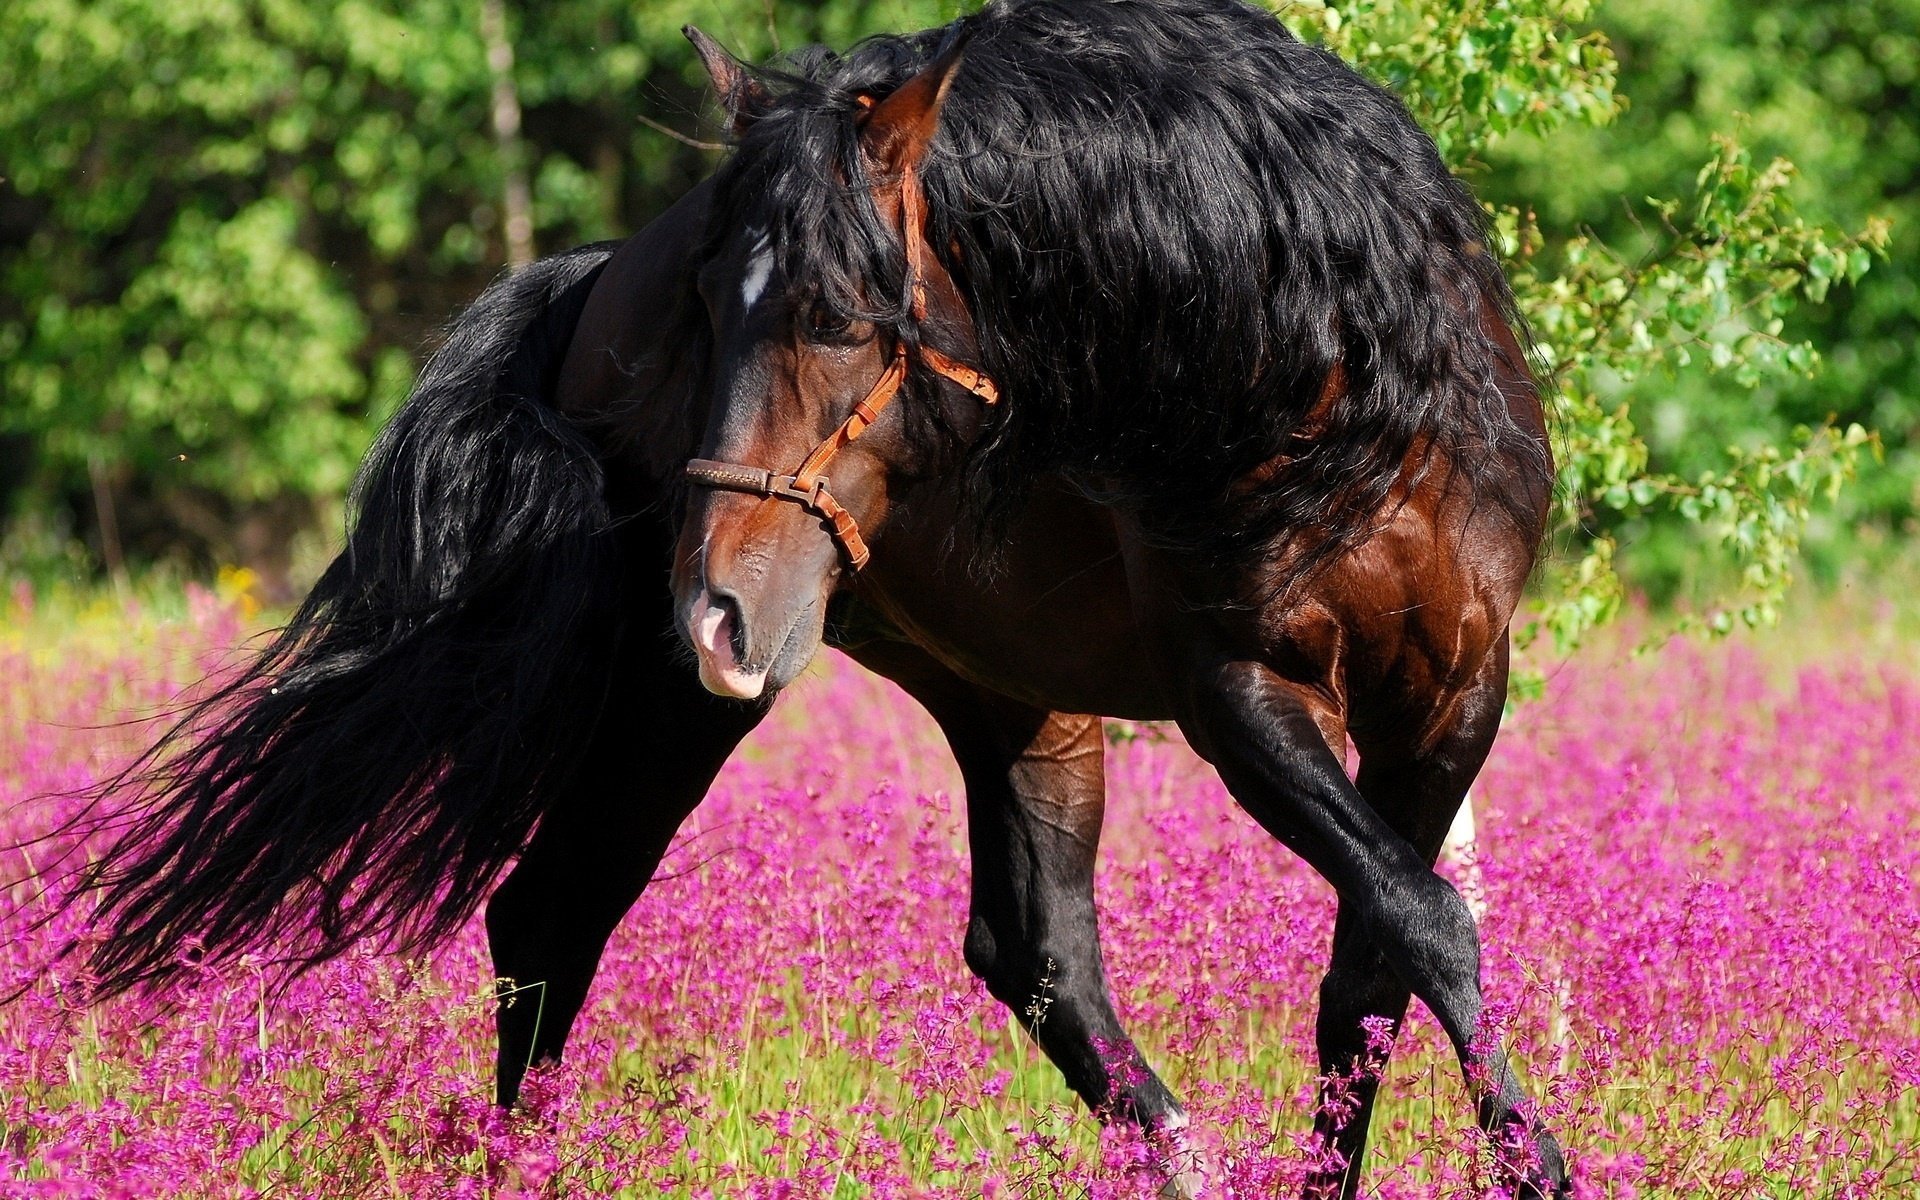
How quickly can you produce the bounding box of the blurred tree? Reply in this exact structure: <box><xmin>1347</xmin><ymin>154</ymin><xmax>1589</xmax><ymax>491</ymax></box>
<box><xmin>0</xmin><ymin>0</ymin><xmax>492</xmax><ymax>588</ymax></box>
<box><xmin>1478</xmin><ymin>0</ymin><xmax>1920</xmax><ymax>601</ymax></box>
<box><xmin>0</xmin><ymin>0</ymin><xmax>948</xmax><ymax>590</ymax></box>
<box><xmin>0</xmin><ymin>0</ymin><xmax>1894</xmax><ymax>649</ymax></box>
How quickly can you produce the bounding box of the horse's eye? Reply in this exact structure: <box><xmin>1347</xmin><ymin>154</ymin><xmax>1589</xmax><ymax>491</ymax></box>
<box><xmin>803</xmin><ymin>299</ymin><xmax>851</xmax><ymax>340</ymax></box>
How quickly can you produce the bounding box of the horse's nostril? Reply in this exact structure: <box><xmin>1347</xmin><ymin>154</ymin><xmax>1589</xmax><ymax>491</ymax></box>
<box><xmin>694</xmin><ymin>588</ymin><xmax>751</xmax><ymax>667</ymax></box>
<box><xmin>696</xmin><ymin>593</ymin><xmax>733</xmax><ymax>659</ymax></box>
<box><xmin>689</xmin><ymin>587</ymin><xmax>770</xmax><ymax>700</ymax></box>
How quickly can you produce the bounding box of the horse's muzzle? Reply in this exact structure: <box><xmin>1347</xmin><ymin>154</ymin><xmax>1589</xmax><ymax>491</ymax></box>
<box><xmin>689</xmin><ymin>588</ymin><xmax>771</xmax><ymax>700</ymax></box>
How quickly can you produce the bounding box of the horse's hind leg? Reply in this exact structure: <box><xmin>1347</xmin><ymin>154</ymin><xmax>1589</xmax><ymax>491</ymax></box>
<box><xmin>485</xmin><ymin>626</ymin><xmax>765</xmax><ymax>1108</ymax></box>
<box><xmin>855</xmin><ymin>644</ymin><xmax>1192</xmax><ymax>1180</ymax></box>
<box><xmin>1309</xmin><ymin>646</ymin><xmax>1564</xmax><ymax>1199</ymax></box>
<box><xmin>1175</xmin><ymin>652</ymin><xmax>1567</xmax><ymax>1199</ymax></box>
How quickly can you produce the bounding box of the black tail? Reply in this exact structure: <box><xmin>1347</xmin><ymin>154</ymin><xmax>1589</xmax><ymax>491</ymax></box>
<box><xmin>66</xmin><ymin>241</ymin><xmax>624</xmax><ymax>997</ymax></box>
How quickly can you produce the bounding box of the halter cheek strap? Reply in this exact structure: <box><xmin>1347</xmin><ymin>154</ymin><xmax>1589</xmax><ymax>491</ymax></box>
<box><xmin>685</xmin><ymin>164</ymin><xmax>999</xmax><ymax>571</ymax></box>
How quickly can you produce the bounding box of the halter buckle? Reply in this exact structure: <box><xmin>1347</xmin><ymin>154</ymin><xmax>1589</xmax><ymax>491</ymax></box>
<box><xmin>773</xmin><ymin>472</ymin><xmax>830</xmax><ymax>509</ymax></box>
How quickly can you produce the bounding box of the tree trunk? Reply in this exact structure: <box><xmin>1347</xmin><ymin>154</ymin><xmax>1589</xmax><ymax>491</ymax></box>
<box><xmin>87</xmin><ymin>453</ymin><xmax>128</xmax><ymax>597</ymax></box>
<box><xmin>481</xmin><ymin>0</ymin><xmax>534</xmax><ymax>267</ymax></box>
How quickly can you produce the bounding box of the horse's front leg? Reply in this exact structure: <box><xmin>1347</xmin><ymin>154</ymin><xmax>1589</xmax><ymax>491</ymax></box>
<box><xmin>860</xmin><ymin>644</ymin><xmax>1197</xmax><ymax>1194</ymax></box>
<box><xmin>485</xmin><ymin>615</ymin><xmax>767</xmax><ymax>1108</ymax></box>
<box><xmin>1175</xmin><ymin>657</ymin><xmax>1568</xmax><ymax>1199</ymax></box>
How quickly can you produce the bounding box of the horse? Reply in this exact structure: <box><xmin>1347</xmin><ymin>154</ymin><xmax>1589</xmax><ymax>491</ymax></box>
<box><xmin>671</xmin><ymin>0</ymin><xmax>1565</xmax><ymax>1194</ymax></box>
<box><xmin>51</xmin><ymin>194</ymin><xmax>1216</xmax><ymax>1192</ymax></box>
<box><xmin>49</xmin><ymin>1</ymin><xmax>1569</xmax><ymax>1196</ymax></box>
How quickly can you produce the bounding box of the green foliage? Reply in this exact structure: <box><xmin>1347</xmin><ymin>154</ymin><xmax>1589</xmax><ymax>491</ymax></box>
<box><xmin>1280</xmin><ymin>0</ymin><xmax>1619</xmax><ymax>160</ymax></box>
<box><xmin>1282</xmin><ymin>0</ymin><xmax>1888</xmax><ymax>655</ymax></box>
<box><xmin>1516</xmin><ymin>135</ymin><xmax>1886</xmax><ymax>648</ymax></box>
<box><xmin>9</xmin><ymin>198</ymin><xmax>369</xmax><ymax>502</ymax></box>
<box><xmin>0</xmin><ymin>0</ymin><xmax>496</xmax><ymax>571</ymax></box>
<box><xmin>1476</xmin><ymin>0</ymin><xmax>1920</xmax><ymax>612</ymax></box>
<box><xmin>0</xmin><ymin>0</ymin><xmax>1898</xmax><ymax>652</ymax></box>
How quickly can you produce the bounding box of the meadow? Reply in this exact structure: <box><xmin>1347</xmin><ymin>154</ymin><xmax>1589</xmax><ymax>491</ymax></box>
<box><xmin>2</xmin><ymin>584</ymin><xmax>1916</xmax><ymax>1198</ymax></box>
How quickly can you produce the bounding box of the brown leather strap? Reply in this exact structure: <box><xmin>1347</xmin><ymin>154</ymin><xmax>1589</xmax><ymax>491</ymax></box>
<box><xmin>686</xmin><ymin>458</ymin><xmax>873</xmax><ymax>568</ymax></box>
<box><xmin>683</xmin><ymin>460</ymin><xmax>777</xmax><ymax>495</ymax></box>
<box><xmin>903</xmin><ymin>164</ymin><xmax>930</xmax><ymax>321</ymax></box>
<box><xmin>793</xmin><ymin>345</ymin><xmax>909</xmax><ymax>491</ymax></box>
<box><xmin>919</xmin><ymin>343</ymin><xmax>999</xmax><ymax>403</ymax></box>
<box><xmin>686</xmin><ymin>162</ymin><xmax>997</xmax><ymax>572</ymax></box>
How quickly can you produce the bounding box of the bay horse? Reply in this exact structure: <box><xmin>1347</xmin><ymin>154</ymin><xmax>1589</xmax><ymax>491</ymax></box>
<box><xmin>52</xmin><ymin>1</ymin><xmax>1568</xmax><ymax>1195</ymax></box>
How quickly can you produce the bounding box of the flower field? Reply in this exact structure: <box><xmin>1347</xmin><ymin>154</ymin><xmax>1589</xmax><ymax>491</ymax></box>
<box><xmin>2</xmin><ymin>587</ymin><xmax>1917</xmax><ymax>1198</ymax></box>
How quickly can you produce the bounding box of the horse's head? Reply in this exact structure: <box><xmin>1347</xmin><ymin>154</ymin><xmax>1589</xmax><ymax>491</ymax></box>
<box><xmin>673</xmin><ymin>29</ymin><xmax>994</xmax><ymax>700</ymax></box>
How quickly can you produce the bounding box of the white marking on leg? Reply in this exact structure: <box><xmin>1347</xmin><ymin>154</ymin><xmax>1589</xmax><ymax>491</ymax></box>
<box><xmin>1443</xmin><ymin>793</ymin><xmax>1477</xmax><ymax>859</ymax></box>
<box><xmin>1152</xmin><ymin>1110</ymin><xmax>1208</xmax><ymax>1199</ymax></box>
<box><xmin>1444</xmin><ymin>789</ymin><xmax>1488</xmax><ymax>921</ymax></box>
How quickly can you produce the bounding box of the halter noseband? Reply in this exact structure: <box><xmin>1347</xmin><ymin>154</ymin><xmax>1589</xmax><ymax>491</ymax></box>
<box><xmin>684</xmin><ymin>165</ymin><xmax>999</xmax><ymax>570</ymax></box>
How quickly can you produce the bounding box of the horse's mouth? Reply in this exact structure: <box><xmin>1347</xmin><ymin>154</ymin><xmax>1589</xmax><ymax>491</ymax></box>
<box><xmin>690</xmin><ymin>588</ymin><xmax>817</xmax><ymax>700</ymax></box>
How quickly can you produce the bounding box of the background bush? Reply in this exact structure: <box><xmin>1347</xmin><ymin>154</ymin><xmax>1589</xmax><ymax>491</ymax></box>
<box><xmin>0</xmin><ymin>0</ymin><xmax>1907</xmax><ymax>645</ymax></box>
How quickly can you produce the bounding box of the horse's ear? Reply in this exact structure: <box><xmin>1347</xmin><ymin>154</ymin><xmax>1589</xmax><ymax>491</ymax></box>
<box><xmin>858</xmin><ymin>28</ymin><xmax>972</xmax><ymax>177</ymax></box>
<box><xmin>684</xmin><ymin>25</ymin><xmax>769</xmax><ymax>137</ymax></box>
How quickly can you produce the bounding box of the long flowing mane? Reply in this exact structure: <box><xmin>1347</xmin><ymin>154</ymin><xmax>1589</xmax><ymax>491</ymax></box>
<box><xmin>706</xmin><ymin>0</ymin><xmax>1549</xmax><ymax>576</ymax></box>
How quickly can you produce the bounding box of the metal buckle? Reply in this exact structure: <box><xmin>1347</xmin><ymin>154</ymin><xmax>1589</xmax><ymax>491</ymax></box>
<box><xmin>774</xmin><ymin>473</ymin><xmax>829</xmax><ymax>511</ymax></box>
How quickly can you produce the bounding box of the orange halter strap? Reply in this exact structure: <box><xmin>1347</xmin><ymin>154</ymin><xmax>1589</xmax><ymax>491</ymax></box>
<box><xmin>684</xmin><ymin>165</ymin><xmax>999</xmax><ymax>571</ymax></box>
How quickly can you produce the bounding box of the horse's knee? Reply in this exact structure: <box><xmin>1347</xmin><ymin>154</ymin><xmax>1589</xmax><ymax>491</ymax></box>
<box><xmin>484</xmin><ymin>873</ymin><xmax>531</xmax><ymax>953</ymax></box>
<box><xmin>1367</xmin><ymin>873</ymin><xmax>1481</xmax><ymax>1018</ymax></box>
<box><xmin>1317</xmin><ymin>958</ymin><xmax>1399</xmax><ymax>1026</ymax></box>
<box><xmin>966</xmin><ymin>914</ymin><xmax>1082</xmax><ymax>1019</ymax></box>
<box><xmin>964</xmin><ymin>915</ymin><xmax>1024</xmax><ymax>1004</ymax></box>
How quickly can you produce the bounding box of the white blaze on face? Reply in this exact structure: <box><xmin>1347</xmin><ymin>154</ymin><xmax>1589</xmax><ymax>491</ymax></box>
<box><xmin>739</xmin><ymin>233</ymin><xmax>773</xmax><ymax>317</ymax></box>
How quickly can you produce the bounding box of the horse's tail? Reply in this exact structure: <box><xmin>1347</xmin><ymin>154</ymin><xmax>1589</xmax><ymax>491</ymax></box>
<box><xmin>65</xmin><ymin>241</ymin><xmax>625</xmax><ymax>997</ymax></box>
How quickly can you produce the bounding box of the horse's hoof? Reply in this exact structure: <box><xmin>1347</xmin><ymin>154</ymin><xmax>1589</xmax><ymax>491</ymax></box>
<box><xmin>1150</xmin><ymin>1114</ymin><xmax>1209</xmax><ymax>1198</ymax></box>
<box><xmin>1503</xmin><ymin>1135</ymin><xmax>1571</xmax><ymax>1200</ymax></box>
<box><xmin>1157</xmin><ymin>1162</ymin><xmax>1206</xmax><ymax>1200</ymax></box>
<box><xmin>1524</xmin><ymin>1171</ymin><xmax>1574</xmax><ymax>1200</ymax></box>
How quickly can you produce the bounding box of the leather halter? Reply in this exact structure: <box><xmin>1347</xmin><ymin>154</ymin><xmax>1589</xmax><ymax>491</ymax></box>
<box><xmin>684</xmin><ymin>165</ymin><xmax>999</xmax><ymax>570</ymax></box>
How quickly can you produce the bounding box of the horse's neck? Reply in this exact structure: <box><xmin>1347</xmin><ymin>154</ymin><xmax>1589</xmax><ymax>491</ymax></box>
<box><xmin>553</xmin><ymin>180</ymin><xmax>718</xmax><ymax>492</ymax></box>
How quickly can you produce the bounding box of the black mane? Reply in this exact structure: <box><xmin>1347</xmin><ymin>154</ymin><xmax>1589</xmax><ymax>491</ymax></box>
<box><xmin>706</xmin><ymin>0</ymin><xmax>1549</xmax><ymax>577</ymax></box>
